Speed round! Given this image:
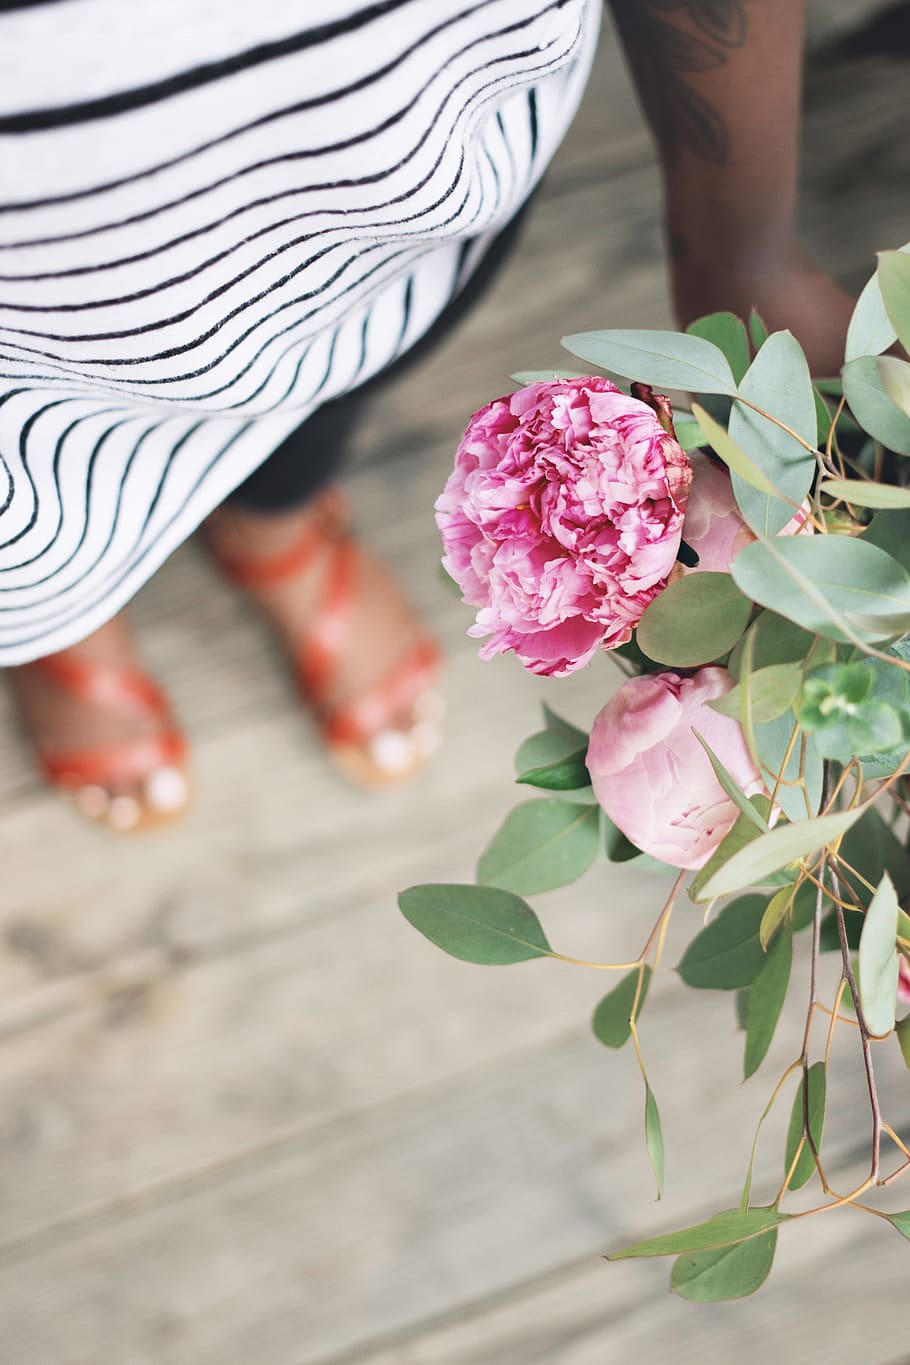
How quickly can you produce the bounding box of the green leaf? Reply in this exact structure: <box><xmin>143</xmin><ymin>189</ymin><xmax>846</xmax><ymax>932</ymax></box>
<box><xmin>635</xmin><ymin>572</ymin><xmax>753</xmax><ymax>667</ymax></box>
<box><xmin>820</xmin><ymin>479</ymin><xmax>910</xmax><ymax>510</ymax></box>
<box><xmin>592</xmin><ymin>967</ymin><xmax>652</xmax><ymax>1049</ymax></box>
<box><xmin>514</xmin><ymin>724</ymin><xmax>586</xmax><ymax>777</ymax></box>
<box><xmin>729</xmin><ymin>611</ymin><xmax>817</xmax><ymax>675</ymax></box>
<box><xmin>878</xmin><ymin>355</ymin><xmax>910</xmax><ymax>420</ymax></box>
<box><xmin>735</xmin><ymin>988</ymin><xmax>751</xmax><ymax>1030</ymax></box>
<box><xmin>607</xmin><ymin>1206</ymin><xmax>787</xmax><ymax>1260</ymax></box>
<box><xmin>846</xmin><ymin>271</ymin><xmax>897</xmax><ymax>362</ymax></box>
<box><xmin>839</xmin><ymin>807</ymin><xmax>910</xmax><ymax>906</ymax></box>
<box><xmin>692</xmin><ymin>730</ymin><xmax>769</xmax><ymax>832</ymax></box>
<box><xmin>784</xmin><ymin>1062</ymin><xmax>827</xmax><ymax>1190</ymax></box>
<box><xmin>709</xmin><ymin>662</ymin><xmax>803</xmax><ymax>725</ymax></box>
<box><xmin>689</xmin><ymin>797</ymin><xmax>773</xmax><ymax>902</ymax></box>
<box><xmin>516</xmin><ymin>747</ymin><xmax>590</xmax><ymax>791</ymax></box>
<box><xmin>687</xmin><ymin>312</ymin><xmax>751</xmax><ymax>384</ymax></box>
<box><xmin>744</xmin><ymin>927</ymin><xmax>792</xmax><ymax>1078</ymax></box>
<box><xmin>731</xmin><ymin>534</ymin><xmax>910</xmax><ymax>644</ymax></box>
<box><xmin>858</xmin><ymin>872</ymin><xmax>900</xmax><ymax>1037</ymax></box>
<box><xmin>671</xmin><ymin>1230</ymin><xmax>777</xmax><ymax>1303</ymax></box>
<box><xmin>814</xmin><ymin>386</ymin><xmax>834</xmax><ymax>445</ymax></box>
<box><xmin>398</xmin><ymin>884</ymin><xmax>553</xmax><ymax>964</ymax></box>
<box><xmin>886</xmin><ymin>1211</ymin><xmax>910</xmax><ymax>1241</ymax></box>
<box><xmin>753</xmin><ymin>708</ymin><xmax>823</xmax><ymax>822</ymax></box>
<box><xmin>691</xmin><ymin>402</ymin><xmax>783</xmax><ymax>498</ymax></box>
<box><xmin>864</xmin><ymin>510</ymin><xmax>910</xmax><ymax>573</ymax></box>
<box><xmin>749</xmin><ymin>309</ymin><xmax>769</xmax><ymax>352</ymax></box>
<box><xmin>760</xmin><ymin>884</ymin><xmax>796</xmax><ymax>950</ymax></box>
<box><xmin>896</xmin><ymin>1016</ymin><xmax>910</xmax><ymax>1069</ymax></box>
<box><xmin>842</xmin><ymin>356</ymin><xmax>910</xmax><ymax>456</ymax></box>
<box><xmin>677</xmin><ymin>894</ymin><xmax>769</xmax><ymax>989</ymax></box>
<box><xmin>645</xmin><ymin>1085</ymin><xmax>664</xmax><ymax>1198</ymax></box>
<box><xmin>674</xmin><ymin>418</ymin><xmax>705</xmax><ymax>453</ymax></box>
<box><xmin>700</xmin><ymin>808</ymin><xmax>864</xmax><ymax>901</ymax></box>
<box><xmin>878</xmin><ymin>249</ymin><xmax>910</xmax><ymax>351</ymax></box>
<box><xmin>560</xmin><ymin>329</ymin><xmax>737</xmax><ymax>395</ymax></box>
<box><xmin>729</xmin><ymin>332</ymin><xmax>817</xmax><ymax>536</ymax></box>
<box><xmin>476</xmin><ymin>799</ymin><xmax>600</xmax><ymax>896</ymax></box>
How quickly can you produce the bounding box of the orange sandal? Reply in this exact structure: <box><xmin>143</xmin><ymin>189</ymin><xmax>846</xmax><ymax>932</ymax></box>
<box><xmin>210</xmin><ymin>491</ymin><xmax>443</xmax><ymax>787</ymax></box>
<box><xmin>23</xmin><ymin>651</ymin><xmax>190</xmax><ymax>831</ymax></box>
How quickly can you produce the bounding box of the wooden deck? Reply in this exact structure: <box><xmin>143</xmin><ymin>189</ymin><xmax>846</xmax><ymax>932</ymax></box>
<box><xmin>2</xmin><ymin>6</ymin><xmax>910</xmax><ymax>1362</ymax></box>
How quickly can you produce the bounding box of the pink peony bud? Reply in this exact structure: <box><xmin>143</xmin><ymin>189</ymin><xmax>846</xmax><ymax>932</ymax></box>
<box><xmin>680</xmin><ymin>451</ymin><xmax>811</xmax><ymax>575</ymax></box>
<box><xmin>587</xmin><ymin>666</ymin><xmax>765</xmax><ymax>870</ymax></box>
<box><xmin>899</xmin><ymin>956</ymin><xmax>910</xmax><ymax>1007</ymax></box>
<box><xmin>436</xmin><ymin>377</ymin><xmax>691</xmax><ymax>677</ymax></box>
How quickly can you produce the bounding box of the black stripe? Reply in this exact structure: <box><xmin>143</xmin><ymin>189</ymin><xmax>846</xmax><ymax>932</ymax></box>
<box><xmin>0</xmin><ymin>0</ymin><xmax>428</xmax><ymax>134</ymax></box>
<box><xmin>1</xmin><ymin>404</ymin><xmax>125</xmax><ymax>558</ymax></box>
<box><xmin>0</xmin><ymin>6</ymin><xmax>565</xmax><ymax>246</ymax></box>
<box><xmin>0</xmin><ymin>133</ymin><xmax>478</xmax><ymax>310</ymax></box>
<box><xmin>0</xmin><ymin>421</ymin><xmax>253</xmax><ymax>637</ymax></box>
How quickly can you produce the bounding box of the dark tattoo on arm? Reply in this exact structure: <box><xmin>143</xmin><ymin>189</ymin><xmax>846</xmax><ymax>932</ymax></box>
<box><xmin>608</xmin><ymin>0</ymin><xmax>749</xmax><ymax>166</ymax></box>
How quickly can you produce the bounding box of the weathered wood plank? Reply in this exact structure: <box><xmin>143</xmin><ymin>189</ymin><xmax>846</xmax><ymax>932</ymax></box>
<box><xmin>0</xmin><ymin>996</ymin><xmax>904</xmax><ymax>1365</ymax></box>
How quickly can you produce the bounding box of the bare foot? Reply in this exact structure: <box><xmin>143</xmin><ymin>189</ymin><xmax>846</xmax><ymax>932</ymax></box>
<box><xmin>206</xmin><ymin>492</ymin><xmax>444</xmax><ymax>784</ymax></box>
<box><xmin>8</xmin><ymin>615</ymin><xmax>189</xmax><ymax>831</ymax></box>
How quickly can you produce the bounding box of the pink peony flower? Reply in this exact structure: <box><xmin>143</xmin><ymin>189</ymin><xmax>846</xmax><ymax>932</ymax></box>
<box><xmin>435</xmin><ymin>377</ymin><xmax>691</xmax><ymax>677</ymax></box>
<box><xmin>899</xmin><ymin>956</ymin><xmax>910</xmax><ymax>1008</ymax></box>
<box><xmin>680</xmin><ymin>451</ymin><xmax>812</xmax><ymax>575</ymax></box>
<box><xmin>587</xmin><ymin>666</ymin><xmax>765</xmax><ymax>870</ymax></box>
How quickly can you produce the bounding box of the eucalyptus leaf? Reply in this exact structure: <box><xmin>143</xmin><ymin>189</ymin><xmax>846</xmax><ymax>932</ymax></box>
<box><xmin>398</xmin><ymin>884</ymin><xmax>553</xmax><ymax>964</ymax></box>
<box><xmin>671</xmin><ymin>1229</ymin><xmax>777</xmax><ymax>1303</ymax></box>
<box><xmin>476</xmin><ymin>799</ymin><xmax>600</xmax><ymax>896</ymax></box>
<box><xmin>842</xmin><ymin>355</ymin><xmax>910</xmax><ymax>456</ymax></box>
<box><xmin>857</xmin><ymin>872</ymin><xmax>899</xmax><ymax>1037</ymax></box>
<box><xmin>689</xmin><ymin>797</ymin><xmax>773</xmax><ymax>902</ymax></box>
<box><xmin>729</xmin><ymin>612</ymin><xmax>817</xmax><ymax>676</ymax></box>
<box><xmin>699</xmin><ymin>807</ymin><xmax>864</xmax><ymax>901</ymax></box>
<box><xmin>863</xmin><ymin>510</ymin><xmax>910</xmax><ymax>572</ymax></box>
<box><xmin>728</xmin><ymin>331</ymin><xmax>817</xmax><ymax>535</ymax></box>
<box><xmin>896</xmin><ymin>1016</ymin><xmax>910</xmax><ymax>1069</ymax></box>
<box><xmin>674</xmin><ymin>418</ymin><xmax>705</xmax><ymax>453</ymax></box>
<box><xmin>819</xmin><ymin>478</ymin><xmax>910</xmax><ymax>509</ymax></box>
<box><xmin>753</xmin><ymin>707</ymin><xmax>823</xmax><ymax>821</ymax></box>
<box><xmin>760</xmin><ymin>884</ymin><xmax>796</xmax><ymax>950</ymax></box>
<box><xmin>846</xmin><ymin>270</ymin><xmax>897</xmax><ymax>362</ymax></box>
<box><xmin>517</xmin><ymin>748</ymin><xmax>590</xmax><ymax>791</ymax></box>
<box><xmin>878</xmin><ymin>249</ymin><xmax>910</xmax><ymax>351</ymax></box>
<box><xmin>731</xmin><ymin>535</ymin><xmax>910</xmax><ymax>644</ymax></box>
<box><xmin>878</xmin><ymin>355</ymin><xmax>910</xmax><ymax>420</ymax></box>
<box><xmin>636</xmin><ymin>572</ymin><xmax>753</xmax><ymax>666</ymax></box>
<box><xmin>783</xmin><ymin>1062</ymin><xmax>826</xmax><ymax>1190</ymax></box>
<box><xmin>645</xmin><ymin>1085</ymin><xmax>664</xmax><ymax>1198</ymax></box>
<box><xmin>515</xmin><ymin>723</ymin><xmax>587</xmax><ymax>777</ymax></box>
<box><xmin>677</xmin><ymin>894</ymin><xmax>769</xmax><ymax>989</ymax></box>
<box><xmin>607</xmin><ymin>1206</ymin><xmax>787</xmax><ymax>1260</ymax></box>
<box><xmin>561</xmin><ymin>329</ymin><xmax>737</xmax><ymax>395</ymax></box>
<box><xmin>687</xmin><ymin>311</ymin><xmax>751</xmax><ymax>384</ymax></box>
<box><xmin>709</xmin><ymin>662</ymin><xmax>803</xmax><ymax>725</ymax></box>
<box><xmin>691</xmin><ymin>402</ymin><xmax>782</xmax><ymax>497</ymax></box>
<box><xmin>838</xmin><ymin>807</ymin><xmax>910</xmax><ymax>907</ymax></box>
<box><xmin>886</xmin><ymin>1211</ymin><xmax>910</xmax><ymax>1241</ymax></box>
<box><xmin>692</xmin><ymin>731</ymin><xmax>769</xmax><ymax>832</ymax></box>
<box><xmin>744</xmin><ymin>927</ymin><xmax>792</xmax><ymax>1078</ymax></box>
<box><xmin>749</xmin><ymin>310</ymin><xmax>769</xmax><ymax>352</ymax></box>
<box><xmin>592</xmin><ymin>967</ymin><xmax>652</xmax><ymax>1049</ymax></box>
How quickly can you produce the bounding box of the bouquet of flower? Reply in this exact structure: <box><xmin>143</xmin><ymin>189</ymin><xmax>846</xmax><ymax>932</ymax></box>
<box><xmin>398</xmin><ymin>244</ymin><xmax>910</xmax><ymax>1302</ymax></box>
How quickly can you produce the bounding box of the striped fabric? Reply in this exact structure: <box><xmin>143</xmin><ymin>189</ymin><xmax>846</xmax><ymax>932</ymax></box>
<box><xmin>0</xmin><ymin>0</ymin><xmax>599</xmax><ymax>664</ymax></box>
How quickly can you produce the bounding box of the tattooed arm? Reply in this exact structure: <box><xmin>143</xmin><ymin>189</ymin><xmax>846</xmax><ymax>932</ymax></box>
<box><xmin>608</xmin><ymin>0</ymin><xmax>854</xmax><ymax>374</ymax></box>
